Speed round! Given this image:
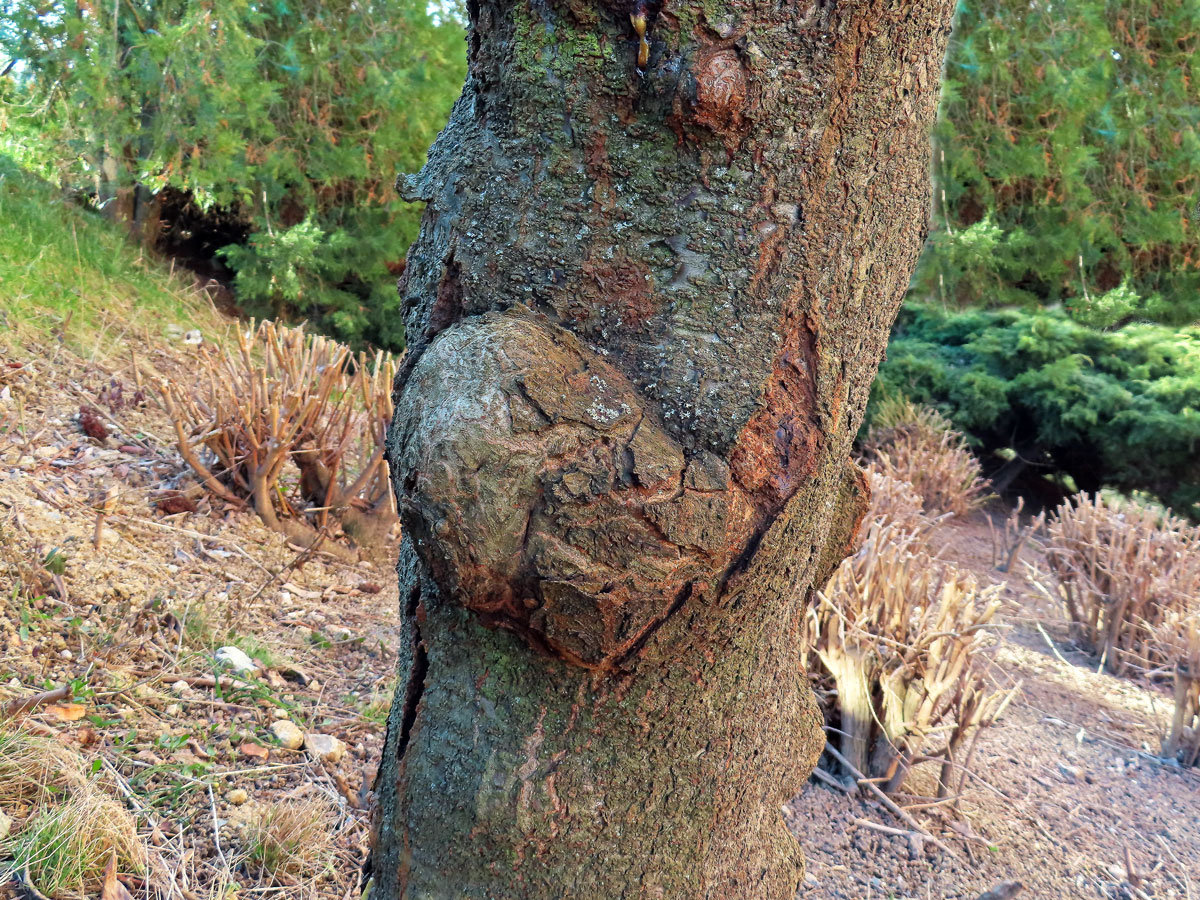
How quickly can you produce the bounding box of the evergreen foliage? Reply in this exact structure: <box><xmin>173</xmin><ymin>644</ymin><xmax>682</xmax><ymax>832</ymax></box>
<box><xmin>918</xmin><ymin>0</ymin><xmax>1200</xmax><ymax>326</ymax></box>
<box><xmin>876</xmin><ymin>304</ymin><xmax>1200</xmax><ymax>518</ymax></box>
<box><xmin>0</xmin><ymin>0</ymin><xmax>466</xmax><ymax>349</ymax></box>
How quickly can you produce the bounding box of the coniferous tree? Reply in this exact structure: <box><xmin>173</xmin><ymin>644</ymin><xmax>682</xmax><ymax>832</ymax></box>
<box><xmin>0</xmin><ymin>0</ymin><xmax>466</xmax><ymax>348</ymax></box>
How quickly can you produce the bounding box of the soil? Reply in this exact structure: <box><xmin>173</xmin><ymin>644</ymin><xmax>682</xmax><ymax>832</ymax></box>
<box><xmin>2</xmin><ymin>331</ymin><xmax>1198</xmax><ymax>899</ymax></box>
<box><xmin>790</xmin><ymin>513</ymin><xmax>1200</xmax><ymax>900</ymax></box>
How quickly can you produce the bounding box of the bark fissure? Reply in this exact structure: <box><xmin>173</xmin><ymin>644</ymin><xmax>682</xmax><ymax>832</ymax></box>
<box><xmin>394</xmin><ymin>586</ymin><xmax>428</xmax><ymax>765</ymax></box>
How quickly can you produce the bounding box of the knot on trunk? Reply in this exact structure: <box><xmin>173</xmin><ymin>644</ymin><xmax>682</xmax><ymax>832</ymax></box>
<box><xmin>670</xmin><ymin>47</ymin><xmax>752</xmax><ymax>153</ymax></box>
<box><xmin>390</xmin><ymin>308</ymin><xmax>758</xmax><ymax>668</ymax></box>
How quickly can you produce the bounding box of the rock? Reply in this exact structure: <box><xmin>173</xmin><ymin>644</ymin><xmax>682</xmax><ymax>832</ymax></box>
<box><xmin>304</xmin><ymin>732</ymin><xmax>346</xmax><ymax>764</ymax></box>
<box><xmin>214</xmin><ymin>646</ymin><xmax>258</xmax><ymax>674</ymax></box>
<box><xmin>227</xmin><ymin>788</ymin><xmax>249</xmax><ymax>806</ymax></box>
<box><xmin>1057</xmin><ymin>762</ymin><xmax>1083</xmax><ymax>783</ymax></box>
<box><xmin>270</xmin><ymin>719</ymin><xmax>304</xmax><ymax>750</ymax></box>
<box><xmin>0</xmin><ymin>809</ymin><xmax>11</xmax><ymax>841</ymax></box>
<box><xmin>170</xmin><ymin>680</ymin><xmax>190</xmax><ymax>696</ymax></box>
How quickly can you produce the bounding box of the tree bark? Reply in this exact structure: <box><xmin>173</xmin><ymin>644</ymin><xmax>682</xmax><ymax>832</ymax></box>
<box><xmin>371</xmin><ymin>0</ymin><xmax>955</xmax><ymax>895</ymax></box>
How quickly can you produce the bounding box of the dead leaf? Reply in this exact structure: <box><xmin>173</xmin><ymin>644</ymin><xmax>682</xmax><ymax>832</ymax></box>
<box><xmin>75</xmin><ymin>726</ymin><xmax>99</xmax><ymax>747</ymax></box>
<box><xmin>46</xmin><ymin>703</ymin><xmax>87</xmax><ymax>722</ymax></box>
<box><xmin>240</xmin><ymin>741</ymin><xmax>269</xmax><ymax>761</ymax></box>
<box><xmin>101</xmin><ymin>849</ymin><xmax>135</xmax><ymax>900</ymax></box>
<box><xmin>79</xmin><ymin>405</ymin><xmax>108</xmax><ymax>443</ymax></box>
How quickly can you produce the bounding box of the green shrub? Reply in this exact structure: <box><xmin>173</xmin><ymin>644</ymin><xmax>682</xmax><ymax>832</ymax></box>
<box><xmin>874</xmin><ymin>304</ymin><xmax>1200</xmax><ymax>517</ymax></box>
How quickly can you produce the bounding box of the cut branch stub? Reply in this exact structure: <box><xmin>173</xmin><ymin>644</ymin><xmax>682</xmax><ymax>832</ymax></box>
<box><xmin>390</xmin><ymin>307</ymin><xmax>762</xmax><ymax>668</ymax></box>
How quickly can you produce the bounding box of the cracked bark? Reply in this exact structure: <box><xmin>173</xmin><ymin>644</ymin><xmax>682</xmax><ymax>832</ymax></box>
<box><xmin>370</xmin><ymin>0</ymin><xmax>955</xmax><ymax>895</ymax></box>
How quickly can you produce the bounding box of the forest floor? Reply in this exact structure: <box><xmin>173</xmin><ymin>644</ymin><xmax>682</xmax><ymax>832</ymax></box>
<box><xmin>0</xmin><ymin>329</ymin><xmax>403</xmax><ymax>898</ymax></box>
<box><xmin>2</xmin><ymin>326</ymin><xmax>1198</xmax><ymax>899</ymax></box>
<box><xmin>790</xmin><ymin>515</ymin><xmax>1200</xmax><ymax>899</ymax></box>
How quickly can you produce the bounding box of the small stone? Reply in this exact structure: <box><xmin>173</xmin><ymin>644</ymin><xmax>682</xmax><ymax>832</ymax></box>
<box><xmin>304</xmin><ymin>732</ymin><xmax>346</xmax><ymax>764</ymax></box>
<box><xmin>59</xmin><ymin>649</ymin><xmax>73</xmax><ymax>661</ymax></box>
<box><xmin>0</xmin><ymin>809</ymin><xmax>11</xmax><ymax>840</ymax></box>
<box><xmin>214</xmin><ymin>646</ymin><xmax>258</xmax><ymax>674</ymax></box>
<box><xmin>1058</xmin><ymin>762</ymin><xmax>1083</xmax><ymax>783</ymax></box>
<box><xmin>17</xmin><ymin>455</ymin><xmax>34</xmax><ymax>468</ymax></box>
<box><xmin>227</xmin><ymin>788</ymin><xmax>249</xmax><ymax>806</ymax></box>
<box><xmin>170</xmin><ymin>680</ymin><xmax>190</xmax><ymax>696</ymax></box>
<box><xmin>269</xmin><ymin>719</ymin><xmax>304</xmax><ymax>750</ymax></box>
<box><xmin>165</xmin><ymin>703</ymin><xmax>182</xmax><ymax>716</ymax></box>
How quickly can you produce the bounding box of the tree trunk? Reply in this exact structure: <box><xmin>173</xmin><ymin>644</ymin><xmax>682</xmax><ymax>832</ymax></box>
<box><xmin>371</xmin><ymin>0</ymin><xmax>955</xmax><ymax>895</ymax></box>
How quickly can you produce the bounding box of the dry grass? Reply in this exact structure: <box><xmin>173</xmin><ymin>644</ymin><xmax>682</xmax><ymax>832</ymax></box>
<box><xmin>862</xmin><ymin>463</ymin><xmax>944</xmax><ymax>542</ymax></box>
<box><xmin>0</xmin><ymin>721</ymin><xmax>146</xmax><ymax>899</ymax></box>
<box><xmin>863</xmin><ymin>397</ymin><xmax>991</xmax><ymax>518</ymax></box>
<box><xmin>1155</xmin><ymin>611</ymin><xmax>1200</xmax><ymax>765</ymax></box>
<box><xmin>153</xmin><ymin>320</ymin><xmax>398</xmax><ymax>557</ymax></box>
<box><xmin>243</xmin><ymin>797</ymin><xmax>335</xmax><ymax>881</ymax></box>
<box><xmin>12</xmin><ymin>792</ymin><xmax>146</xmax><ymax>898</ymax></box>
<box><xmin>805</xmin><ymin>514</ymin><xmax>1015</xmax><ymax>793</ymax></box>
<box><xmin>988</xmin><ymin>496</ymin><xmax>1046</xmax><ymax>574</ymax></box>
<box><xmin>867</xmin><ymin>393</ymin><xmax>955</xmax><ymax>439</ymax></box>
<box><xmin>0</xmin><ymin>722</ymin><xmax>89</xmax><ymax>810</ymax></box>
<box><xmin>1043</xmin><ymin>491</ymin><xmax>1200</xmax><ymax>675</ymax></box>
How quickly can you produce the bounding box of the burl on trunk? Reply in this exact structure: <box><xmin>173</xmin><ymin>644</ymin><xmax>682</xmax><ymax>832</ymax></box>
<box><xmin>370</xmin><ymin>0</ymin><xmax>954</xmax><ymax>895</ymax></box>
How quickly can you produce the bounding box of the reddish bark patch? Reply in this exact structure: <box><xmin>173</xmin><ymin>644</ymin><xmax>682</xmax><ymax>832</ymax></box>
<box><xmin>668</xmin><ymin>46</ymin><xmax>752</xmax><ymax>155</ymax></box>
<box><xmin>585</xmin><ymin>128</ymin><xmax>616</xmax><ymax>213</ymax></box>
<box><xmin>426</xmin><ymin>255</ymin><xmax>464</xmax><ymax>339</ymax></box>
<box><xmin>729</xmin><ymin>321</ymin><xmax>821</xmax><ymax>510</ymax></box>
<box><xmin>579</xmin><ymin>249</ymin><xmax>657</xmax><ymax>327</ymax></box>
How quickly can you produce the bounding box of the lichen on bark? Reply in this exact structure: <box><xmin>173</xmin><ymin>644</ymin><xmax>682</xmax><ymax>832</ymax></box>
<box><xmin>371</xmin><ymin>0</ymin><xmax>956</xmax><ymax>895</ymax></box>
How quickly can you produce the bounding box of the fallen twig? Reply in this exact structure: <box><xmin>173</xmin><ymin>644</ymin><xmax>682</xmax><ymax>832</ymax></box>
<box><xmin>1035</xmin><ymin>621</ymin><xmax>1074</xmax><ymax>668</ymax></box>
<box><xmin>810</xmin><ymin>765</ymin><xmax>852</xmax><ymax>792</ymax></box>
<box><xmin>3</xmin><ymin>685</ymin><xmax>70</xmax><ymax>718</ymax></box>
<box><xmin>1155</xmin><ymin>834</ymin><xmax>1193</xmax><ymax>900</ymax></box>
<box><xmin>156</xmin><ymin>674</ymin><xmax>254</xmax><ymax>692</ymax></box>
<box><xmin>852</xmin><ymin>817</ymin><xmax>930</xmax><ymax>858</ymax></box>
<box><xmin>824</xmin><ymin>742</ymin><xmax>955</xmax><ymax>855</ymax></box>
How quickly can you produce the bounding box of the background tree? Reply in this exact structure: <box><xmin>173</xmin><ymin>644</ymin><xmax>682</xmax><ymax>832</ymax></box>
<box><xmin>370</xmin><ymin>0</ymin><xmax>955</xmax><ymax>895</ymax></box>
<box><xmin>916</xmin><ymin>0</ymin><xmax>1200</xmax><ymax>326</ymax></box>
<box><xmin>0</xmin><ymin>0</ymin><xmax>465</xmax><ymax>348</ymax></box>
<box><xmin>873</xmin><ymin>0</ymin><xmax>1200</xmax><ymax>516</ymax></box>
